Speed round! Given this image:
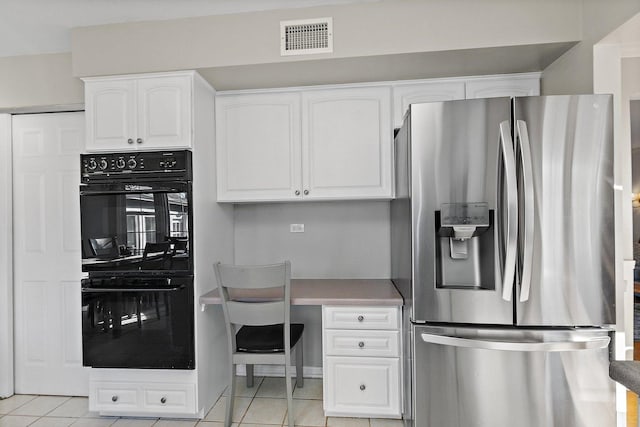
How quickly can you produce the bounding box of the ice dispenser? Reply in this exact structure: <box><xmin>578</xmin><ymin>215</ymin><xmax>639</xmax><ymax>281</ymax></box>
<box><xmin>435</xmin><ymin>202</ymin><xmax>495</xmax><ymax>289</ymax></box>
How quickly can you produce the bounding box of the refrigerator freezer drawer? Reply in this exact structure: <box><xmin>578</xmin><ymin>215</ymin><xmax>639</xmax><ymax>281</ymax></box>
<box><xmin>412</xmin><ymin>325</ymin><xmax>615</xmax><ymax>427</ymax></box>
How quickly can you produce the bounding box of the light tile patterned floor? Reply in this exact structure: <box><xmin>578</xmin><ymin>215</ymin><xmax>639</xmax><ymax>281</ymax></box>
<box><xmin>0</xmin><ymin>378</ymin><xmax>404</xmax><ymax>427</ymax></box>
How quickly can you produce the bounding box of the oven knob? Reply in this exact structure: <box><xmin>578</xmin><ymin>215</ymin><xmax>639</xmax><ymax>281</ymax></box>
<box><xmin>87</xmin><ymin>159</ymin><xmax>97</xmax><ymax>171</ymax></box>
<box><xmin>98</xmin><ymin>159</ymin><xmax>108</xmax><ymax>170</ymax></box>
<box><xmin>116</xmin><ymin>158</ymin><xmax>126</xmax><ymax>169</ymax></box>
<box><xmin>127</xmin><ymin>158</ymin><xmax>137</xmax><ymax>169</ymax></box>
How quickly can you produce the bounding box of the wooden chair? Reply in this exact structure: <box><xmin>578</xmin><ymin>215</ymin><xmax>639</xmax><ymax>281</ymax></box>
<box><xmin>213</xmin><ymin>261</ymin><xmax>304</xmax><ymax>427</ymax></box>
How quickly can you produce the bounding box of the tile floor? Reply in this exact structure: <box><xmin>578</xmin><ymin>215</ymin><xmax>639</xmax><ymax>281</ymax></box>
<box><xmin>0</xmin><ymin>378</ymin><xmax>403</xmax><ymax>427</ymax></box>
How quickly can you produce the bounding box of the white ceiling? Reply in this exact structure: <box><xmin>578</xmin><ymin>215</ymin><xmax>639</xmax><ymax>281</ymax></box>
<box><xmin>0</xmin><ymin>0</ymin><xmax>374</xmax><ymax>58</ymax></box>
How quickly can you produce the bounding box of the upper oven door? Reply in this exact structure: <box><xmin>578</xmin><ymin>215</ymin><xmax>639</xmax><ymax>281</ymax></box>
<box><xmin>80</xmin><ymin>181</ymin><xmax>193</xmax><ymax>276</ymax></box>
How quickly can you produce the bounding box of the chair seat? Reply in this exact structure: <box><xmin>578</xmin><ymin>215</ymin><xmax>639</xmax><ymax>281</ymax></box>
<box><xmin>236</xmin><ymin>323</ymin><xmax>304</xmax><ymax>353</ymax></box>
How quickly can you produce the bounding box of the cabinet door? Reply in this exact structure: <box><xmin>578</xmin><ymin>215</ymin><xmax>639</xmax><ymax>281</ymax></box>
<box><xmin>216</xmin><ymin>92</ymin><xmax>302</xmax><ymax>202</ymax></box>
<box><xmin>137</xmin><ymin>75</ymin><xmax>192</xmax><ymax>149</ymax></box>
<box><xmin>85</xmin><ymin>79</ymin><xmax>136</xmax><ymax>151</ymax></box>
<box><xmin>465</xmin><ymin>75</ymin><xmax>540</xmax><ymax>99</ymax></box>
<box><xmin>392</xmin><ymin>80</ymin><xmax>465</xmax><ymax>128</ymax></box>
<box><xmin>324</xmin><ymin>356</ymin><xmax>401</xmax><ymax>417</ymax></box>
<box><xmin>302</xmin><ymin>87</ymin><xmax>392</xmax><ymax>200</ymax></box>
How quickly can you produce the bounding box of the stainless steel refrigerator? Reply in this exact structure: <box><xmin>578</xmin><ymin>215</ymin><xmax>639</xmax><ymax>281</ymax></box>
<box><xmin>391</xmin><ymin>95</ymin><xmax>616</xmax><ymax>427</ymax></box>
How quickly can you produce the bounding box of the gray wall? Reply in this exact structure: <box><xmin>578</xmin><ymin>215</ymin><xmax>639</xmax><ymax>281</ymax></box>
<box><xmin>234</xmin><ymin>201</ymin><xmax>390</xmax><ymax>278</ymax></box>
<box><xmin>542</xmin><ymin>0</ymin><xmax>640</xmax><ymax>95</ymax></box>
<box><xmin>0</xmin><ymin>53</ymin><xmax>83</xmax><ymax>110</ymax></box>
<box><xmin>71</xmin><ymin>0</ymin><xmax>581</xmax><ymax>78</ymax></box>
<box><xmin>234</xmin><ymin>200</ymin><xmax>391</xmax><ymax>368</ymax></box>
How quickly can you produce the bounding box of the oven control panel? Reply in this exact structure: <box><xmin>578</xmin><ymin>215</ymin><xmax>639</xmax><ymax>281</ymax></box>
<box><xmin>81</xmin><ymin>150</ymin><xmax>192</xmax><ymax>181</ymax></box>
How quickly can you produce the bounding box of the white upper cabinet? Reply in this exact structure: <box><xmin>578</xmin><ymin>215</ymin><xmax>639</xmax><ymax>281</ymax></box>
<box><xmin>84</xmin><ymin>72</ymin><xmax>193</xmax><ymax>152</ymax></box>
<box><xmin>465</xmin><ymin>74</ymin><xmax>540</xmax><ymax>99</ymax></box>
<box><xmin>215</xmin><ymin>73</ymin><xmax>539</xmax><ymax>203</ymax></box>
<box><xmin>216</xmin><ymin>92</ymin><xmax>302</xmax><ymax>202</ymax></box>
<box><xmin>136</xmin><ymin>75</ymin><xmax>192</xmax><ymax>148</ymax></box>
<box><xmin>215</xmin><ymin>86</ymin><xmax>393</xmax><ymax>202</ymax></box>
<box><xmin>392</xmin><ymin>80</ymin><xmax>465</xmax><ymax>128</ymax></box>
<box><xmin>302</xmin><ymin>87</ymin><xmax>392</xmax><ymax>200</ymax></box>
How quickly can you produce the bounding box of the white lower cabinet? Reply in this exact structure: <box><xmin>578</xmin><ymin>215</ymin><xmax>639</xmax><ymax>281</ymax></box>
<box><xmin>322</xmin><ymin>305</ymin><xmax>401</xmax><ymax>418</ymax></box>
<box><xmin>89</xmin><ymin>373</ymin><xmax>198</xmax><ymax>417</ymax></box>
<box><xmin>325</xmin><ymin>357</ymin><xmax>400</xmax><ymax>417</ymax></box>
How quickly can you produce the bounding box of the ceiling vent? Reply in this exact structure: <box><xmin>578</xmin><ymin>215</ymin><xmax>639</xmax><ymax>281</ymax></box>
<box><xmin>280</xmin><ymin>18</ymin><xmax>333</xmax><ymax>56</ymax></box>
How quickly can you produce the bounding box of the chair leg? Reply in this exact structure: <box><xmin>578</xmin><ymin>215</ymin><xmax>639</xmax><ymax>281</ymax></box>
<box><xmin>154</xmin><ymin>292</ymin><xmax>161</xmax><ymax>319</ymax></box>
<box><xmin>225</xmin><ymin>363</ymin><xmax>235</xmax><ymax>427</ymax></box>
<box><xmin>136</xmin><ymin>297</ymin><xmax>142</xmax><ymax>328</ymax></box>
<box><xmin>285</xmin><ymin>361</ymin><xmax>294</xmax><ymax>427</ymax></box>
<box><xmin>296</xmin><ymin>336</ymin><xmax>304</xmax><ymax>388</ymax></box>
<box><xmin>246</xmin><ymin>364</ymin><xmax>254</xmax><ymax>388</ymax></box>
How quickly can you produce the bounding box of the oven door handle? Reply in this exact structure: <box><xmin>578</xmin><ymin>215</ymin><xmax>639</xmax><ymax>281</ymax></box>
<box><xmin>80</xmin><ymin>189</ymin><xmax>186</xmax><ymax>196</ymax></box>
<box><xmin>82</xmin><ymin>286</ymin><xmax>184</xmax><ymax>293</ymax></box>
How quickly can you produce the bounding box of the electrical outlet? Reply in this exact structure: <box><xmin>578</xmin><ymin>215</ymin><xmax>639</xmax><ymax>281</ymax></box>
<box><xmin>290</xmin><ymin>224</ymin><xmax>304</xmax><ymax>233</ymax></box>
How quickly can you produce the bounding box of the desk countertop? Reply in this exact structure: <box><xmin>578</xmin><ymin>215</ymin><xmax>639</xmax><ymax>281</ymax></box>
<box><xmin>199</xmin><ymin>279</ymin><xmax>403</xmax><ymax>306</ymax></box>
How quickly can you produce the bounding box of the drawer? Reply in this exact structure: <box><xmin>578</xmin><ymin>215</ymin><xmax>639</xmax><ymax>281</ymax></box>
<box><xmin>323</xmin><ymin>306</ymin><xmax>399</xmax><ymax>330</ymax></box>
<box><xmin>325</xmin><ymin>329</ymin><xmax>399</xmax><ymax>357</ymax></box>
<box><xmin>324</xmin><ymin>356</ymin><xmax>400</xmax><ymax>417</ymax></box>
<box><xmin>91</xmin><ymin>382</ymin><xmax>139</xmax><ymax>412</ymax></box>
<box><xmin>143</xmin><ymin>383</ymin><xmax>196</xmax><ymax>413</ymax></box>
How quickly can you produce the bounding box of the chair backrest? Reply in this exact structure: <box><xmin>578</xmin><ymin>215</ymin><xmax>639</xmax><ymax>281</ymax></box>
<box><xmin>142</xmin><ymin>242</ymin><xmax>171</xmax><ymax>259</ymax></box>
<box><xmin>141</xmin><ymin>242</ymin><xmax>172</xmax><ymax>269</ymax></box>
<box><xmin>89</xmin><ymin>236</ymin><xmax>119</xmax><ymax>258</ymax></box>
<box><xmin>213</xmin><ymin>262</ymin><xmax>292</xmax><ymax>350</ymax></box>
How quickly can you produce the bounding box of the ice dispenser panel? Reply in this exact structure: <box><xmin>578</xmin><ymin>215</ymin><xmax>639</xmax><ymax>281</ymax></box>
<box><xmin>435</xmin><ymin>203</ymin><xmax>495</xmax><ymax>290</ymax></box>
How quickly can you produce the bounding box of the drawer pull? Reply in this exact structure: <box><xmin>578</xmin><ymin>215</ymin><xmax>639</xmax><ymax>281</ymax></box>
<box><xmin>360</xmin><ymin>384</ymin><xmax>366</xmax><ymax>391</ymax></box>
<box><xmin>160</xmin><ymin>397</ymin><xmax>167</xmax><ymax>404</ymax></box>
<box><xmin>358</xmin><ymin>341</ymin><xmax>365</xmax><ymax>348</ymax></box>
<box><xmin>111</xmin><ymin>395</ymin><xmax>118</xmax><ymax>402</ymax></box>
<box><xmin>357</xmin><ymin>315</ymin><xmax>364</xmax><ymax>322</ymax></box>
<box><xmin>127</xmin><ymin>138</ymin><xmax>134</xmax><ymax>144</ymax></box>
<box><xmin>136</xmin><ymin>138</ymin><xmax>143</xmax><ymax>144</ymax></box>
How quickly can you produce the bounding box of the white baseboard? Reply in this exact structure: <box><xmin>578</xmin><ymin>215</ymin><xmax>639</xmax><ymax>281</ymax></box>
<box><xmin>235</xmin><ymin>365</ymin><xmax>323</xmax><ymax>379</ymax></box>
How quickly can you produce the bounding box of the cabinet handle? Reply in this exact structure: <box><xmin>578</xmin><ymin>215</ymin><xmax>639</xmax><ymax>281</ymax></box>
<box><xmin>295</xmin><ymin>190</ymin><xmax>300</xmax><ymax>196</ymax></box>
<box><xmin>358</xmin><ymin>341</ymin><xmax>365</xmax><ymax>348</ymax></box>
<box><xmin>127</xmin><ymin>138</ymin><xmax>134</xmax><ymax>144</ymax></box>
<box><xmin>304</xmin><ymin>189</ymin><xmax>309</xmax><ymax>195</ymax></box>
<box><xmin>357</xmin><ymin>315</ymin><xmax>364</xmax><ymax>322</ymax></box>
<box><xmin>136</xmin><ymin>138</ymin><xmax>143</xmax><ymax>144</ymax></box>
<box><xmin>359</xmin><ymin>384</ymin><xmax>366</xmax><ymax>391</ymax></box>
<box><xmin>160</xmin><ymin>397</ymin><xmax>167</xmax><ymax>404</ymax></box>
<box><xmin>111</xmin><ymin>395</ymin><xmax>118</xmax><ymax>402</ymax></box>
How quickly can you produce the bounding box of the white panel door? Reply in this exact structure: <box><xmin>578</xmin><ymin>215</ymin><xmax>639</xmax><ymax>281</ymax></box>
<box><xmin>216</xmin><ymin>92</ymin><xmax>302</xmax><ymax>202</ymax></box>
<box><xmin>392</xmin><ymin>80</ymin><xmax>466</xmax><ymax>127</ymax></box>
<box><xmin>137</xmin><ymin>75</ymin><xmax>192</xmax><ymax>149</ymax></box>
<box><xmin>12</xmin><ymin>112</ymin><xmax>89</xmax><ymax>395</ymax></box>
<box><xmin>302</xmin><ymin>86</ymin><xmax>393</xmax><ymax>200</ymax></box>
<box><xmin>85</xmin><ymin>79</ymin><xmax>136</xmax><ymax>151</ymax></box>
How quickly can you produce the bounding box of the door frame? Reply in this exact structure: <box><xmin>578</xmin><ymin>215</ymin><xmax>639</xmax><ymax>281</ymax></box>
<box><xmin>0</xmin><ymin>114</ymin><xmax>12</xmax><ymax>398</ymax></box>
<box><xmin>0</xmin><ymin>105</ymin><xmax>84</xmax><ymax>398</ymax></box>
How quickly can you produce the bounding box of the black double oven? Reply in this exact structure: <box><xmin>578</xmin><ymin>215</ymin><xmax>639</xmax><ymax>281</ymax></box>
<box><xmin>80</xmin><ymin>150</ymin><xmax>194</xmax><ymax>369</ymax></box>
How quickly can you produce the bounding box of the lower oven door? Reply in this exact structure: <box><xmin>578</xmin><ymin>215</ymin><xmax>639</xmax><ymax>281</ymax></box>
<box><xmin>81</xmin><ymin>276</ymin><xmax>194</xmax><ymax>369</ymax></box>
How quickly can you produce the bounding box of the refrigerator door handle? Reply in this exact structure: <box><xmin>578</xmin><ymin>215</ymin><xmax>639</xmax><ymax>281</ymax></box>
<box><xmin>516</xmin><ymin>120</ymin><xmax>534</xmax><ymax>302</ymax></box>
<box><xmin>420</xmin><ymin>333</ymin><xmax>610</xmax><ymax>352</ymax></box>
<box><xmin>499</xmin><ymin>121</ymin><xmax>518</xmax><ymax>301</ymax></box>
